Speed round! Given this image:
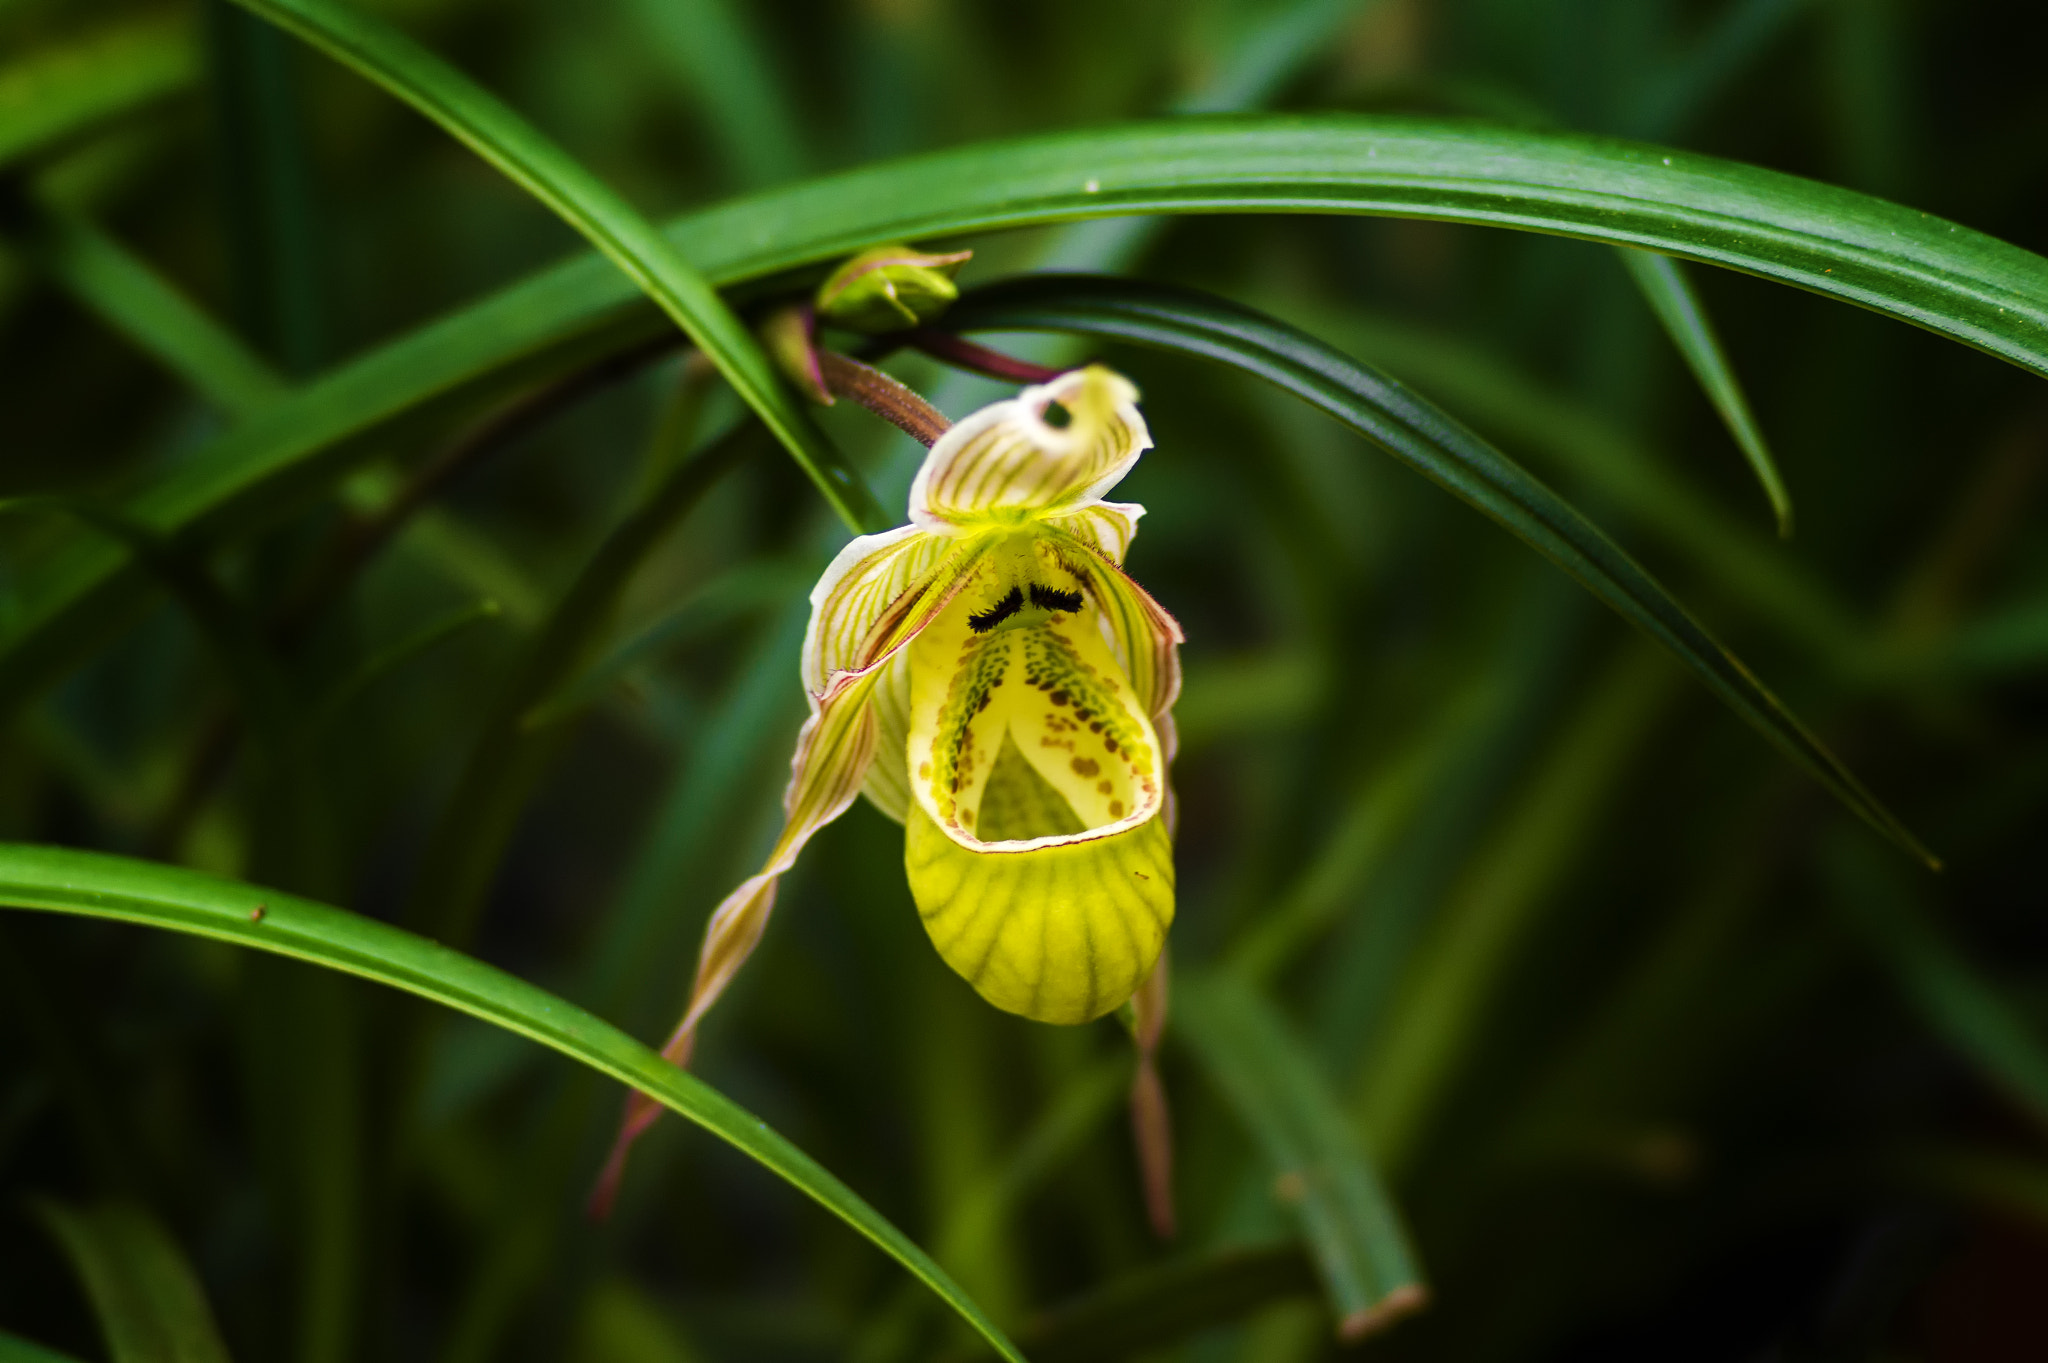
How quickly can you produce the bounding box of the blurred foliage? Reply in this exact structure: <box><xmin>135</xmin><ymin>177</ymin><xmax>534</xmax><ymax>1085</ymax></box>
<box><xmin>3</xmin><ymin>0</ymin><xmax>2048</xmax><ymax>1360</ymax></box>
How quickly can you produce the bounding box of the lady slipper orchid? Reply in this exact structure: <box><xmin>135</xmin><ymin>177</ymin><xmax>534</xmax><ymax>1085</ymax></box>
<box><xmin>595</xmin><ymin>365</ymin><xmax>1183</xmax><ymax>1210</ymax></box>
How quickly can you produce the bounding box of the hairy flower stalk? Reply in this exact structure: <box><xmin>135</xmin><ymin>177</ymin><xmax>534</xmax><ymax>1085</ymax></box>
<box><xmin>594</xmin><ymin>364</ymin><xmax>1184</xmax><ymax>1221</ymax></box>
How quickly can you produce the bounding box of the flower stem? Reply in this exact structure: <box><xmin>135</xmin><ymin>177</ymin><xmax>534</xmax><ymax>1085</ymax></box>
<box><xmin>817</xmin><ymin>350</ymin><xmax>952</xmax><ymax>445</ymax></box>
<box><xmin>907</xmin><ymin>328</ymin><xmax>1072</xmax><ymax>383</ymax></box>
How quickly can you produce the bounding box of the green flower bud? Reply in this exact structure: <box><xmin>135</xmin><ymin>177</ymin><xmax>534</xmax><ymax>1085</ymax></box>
<box><xmin>815</xmin><ymin>243</ymin><xmax>972</xmax><ymax>334</ymax></box>
<box><xmin>760</xmin><ymin>303</ymin><xmax>832</xmax><ymax>404</ymax></box>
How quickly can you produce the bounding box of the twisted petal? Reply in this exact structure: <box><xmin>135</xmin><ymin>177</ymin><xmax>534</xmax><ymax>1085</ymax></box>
<box><xmin>595</xmin><ymin>664</ymin><xmax>882</xmax><ymax>1211</ymax></box>
<box><xmin>909</xmin><ymin>366</ymin><xmax>1150</xmax><ymax>525</ymax></box>
<box><xmin>860</xmin><ymin>650</ymin><xmax>914</xmax><ymax>822</ymax></box>
<box><xmin>597</xmin><ymin>542</ymin><xmax>982</xmax><ymax>1201</ymax></box>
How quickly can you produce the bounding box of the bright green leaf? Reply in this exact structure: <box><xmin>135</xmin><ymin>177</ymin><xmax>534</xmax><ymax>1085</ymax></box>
<box><xmin>0</xmin><ymin>844</ymin><xmax>1026</xmax><ymax>1363</ymax></box>
<box><xmin>222</xmin><ymin>0</ymin><xmax>884</xmax><ymax>533</ymax></box>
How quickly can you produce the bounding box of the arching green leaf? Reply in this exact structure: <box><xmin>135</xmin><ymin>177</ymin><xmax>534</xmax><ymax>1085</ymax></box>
<box><xmin>7</xmin><ymin>115</ymin><xmax>2046</xmax><ymax>720</ymax></box>
<box><xmin>940</xmin><ymin>275</ymin><xmax>1936</xmax><ymax>867</ymax></box>
<box><xmin>0</xmin><ymin>844</ymin><xmax>1026</xmax><ymax>1363</ymax></box>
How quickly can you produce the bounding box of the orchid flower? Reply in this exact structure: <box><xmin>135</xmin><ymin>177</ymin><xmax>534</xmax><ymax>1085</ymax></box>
<box><xmin>595</xmin><ymin>365</ymin><xmax>1184</xmax><ymax>1213</ymax></box>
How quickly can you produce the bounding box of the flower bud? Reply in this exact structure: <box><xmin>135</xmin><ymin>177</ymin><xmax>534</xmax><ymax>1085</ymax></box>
<box><xmin>760</xmin><ymin>303</ymin><xmax>833</xmax><ymax>404</ymax></box>
<box><xmin>815</xmin><ymin>243</ymin><xmax>972</xmax><ymax>334</ymax></box>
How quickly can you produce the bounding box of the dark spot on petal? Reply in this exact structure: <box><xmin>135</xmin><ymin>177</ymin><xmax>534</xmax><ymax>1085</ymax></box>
<box><xmin>1030</xmin><ymin>583</ymin><xmax>1084</xmax><ymax>613</ymax></box>
<box><xmin>969</xmin><ymin>587</ymin><xmax>1023</xmax><ymax>632</ymax></box>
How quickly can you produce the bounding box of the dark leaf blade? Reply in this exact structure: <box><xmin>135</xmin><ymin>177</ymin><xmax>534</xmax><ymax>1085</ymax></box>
<box><xmin>1015</xmin><ymin>1244</ymin><xmax>1319</xmax><ymax>1363</ymax></box>
<box><xmin>942</xmin><ymin>275</ymin><xmax>1935</xmax><ymax>868</ymax></box>
<box><xmin>221</xmin><ymin>0</ymin><xmax>884</xmax><ymax>533</ymax></box>
<box><xmin>0</xmin><ymin>16</ymin><xmax>198</xmax><ymax>170</ymax></box>
<box><xmin>0</xmin><ymin>1331</ymin><xmax>92</xmax><ymax>1363</ymax></box>
<box><xmin>1175</xmin><ymin>972</ymin><xmax>1428</xmax><ymax>1340</ymax></box>
<box><xmin>15</xmin><ymin>203</ymin><xmax>286</xmax><ymax>420</ymax></box>
<box><xmin>0</xmin><ymin>845</ymin><xmax>1025</xmax><ymax>1363</ymax></box>
<box><xmin>34</xmin><ymin>1200</ymin><xmax>233</xmax><ymax>1363</ymax></box>
<box><xmin>1824</xmin><ymin>833</ymin><xmax>2048</xmax><ymax>1125</ymax></box>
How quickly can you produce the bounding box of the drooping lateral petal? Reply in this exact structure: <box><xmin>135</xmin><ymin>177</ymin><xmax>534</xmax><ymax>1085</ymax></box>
<box><xmin>593</xmin><ymin>667</ymin><xmax>883</xmax><ymax>1212</ymax></box>
<box><xmin>802</xmin><ymin>523</ymin><xmax>964</xmax><ymax>694</ymax></box>
<box><xmin>596</xmin><ymin>548</ymin><xmax>984</xmax><ymax>1208</ymax></box>
<box><xmin>859</xmin><ymin>650</ymin><xmax>913</xmax><ymax>822</ymax></box>
<box><xmin>909</xmin><ymin>366</ymin><xmax>1150</xmax><ymax>524</ymax></box>
<box><xmin>1128</xmin><ymin>952</ymin><xmax>1176</xmax><ymax>1238</ymax></box>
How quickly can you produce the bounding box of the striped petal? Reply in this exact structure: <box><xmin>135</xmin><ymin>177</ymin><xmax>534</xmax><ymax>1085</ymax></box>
<box><xmin>802</xmin><ymin>524</ymin><xmax>965</xmax><ymax>694</ymax></box>
<box><xmin>909</xmin><ymin>366</ymin><xmax>1150</xmax><ymax>526</ymax></box>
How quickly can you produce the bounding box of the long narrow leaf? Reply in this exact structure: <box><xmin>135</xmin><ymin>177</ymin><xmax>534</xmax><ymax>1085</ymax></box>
<box><xmin>0</xmin><ymin>845</ymin><xmax>1026</xmax><ymax>1363</ymax></box>
<box><xmin>0</xmin><ymin>1332</ymin><xmax>90</xmax><ymax>1363</ymax></box>
<box><xmin>7</xmin><ymin>114</ymin><xmax>2048</xmax><ymax>718</ymax></box>
<box><xmin>1824</xmin><ymin>833</ymin><xmax>2048</xmax><ymax>1128</ymax></box>
<box><xmin>1176</xmin><ymin>972</ymin><xmax>1427</xmax><ymax>1341</ymax></box>
<box><xmin>403</xmin><ymin>422</ymin><xmax>750</xmax><ymax>949</ymax></box>
<box><xmin>1010</xmin><ymin>1244</ymin><xmax>1318</xmax><ymax>1363</ymax></box>
<box><xmin>35</xmin><ymin>1200</ymin><xmax>233</xmax><ymax>1363</ymax></box>
<box><xmin>942</xmin><ymin>275</ymin><xmax>1935</xmax><ymax>867</ymax></box>
<box><xmin>17</xmin><ymin>203</ymin><xmax>285</xmax><ymax>419</ymax></box>
<box><xmin>1619</xmin><ymin>247</ymin><xmax>1794</xmax><ymax>536</ymax></box>
<box><xmin>222</xmin><ymin>0</ymin><xmax>883</xmax><ymax>532</ymax></box>
<box><xmin>0</xmin><ymin>16</ymin><xmax>197</xmax><ymax>169</ymax></box>
<box><xmin>620</xmin><ymin>0</ymin><xmax>806</xmax><ymax>188</ymax></box>
<box><xmin>1356</xmin><ymin>646</ymin><xmax>1681</xmax><ymax>1169</ymax></box>
<box><xmin>1293</xmin><ymin>306</ymin><xmax>1864</xmax><ymax>663</ymax></box>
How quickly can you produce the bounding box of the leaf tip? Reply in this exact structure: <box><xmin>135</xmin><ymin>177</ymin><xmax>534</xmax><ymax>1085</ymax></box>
<box><xmin>1338</xmin><ymin>1283</ymin><xmax>1430</xmax><ymax>1341</ymax></box>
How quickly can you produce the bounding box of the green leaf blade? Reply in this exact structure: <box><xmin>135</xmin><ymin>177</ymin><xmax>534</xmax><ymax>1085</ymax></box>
<box><xmin>1619</xmin><ymin>247</ymin><xmax>1794</xmax><ymax>536</ymax></box>
<box><xmin>1177</xmin><ymin>972</ymin><xmax>1428</xmax><ymax>1340</ymax></box>
<box><xmin>21</xmin><ymin>204</ymin><xmax>287</xmax><ymax>421</ymax></box>
<box><xmin>0</xmin><ymin>16</ymin><xmax>198</xmax><ymax>170</ymax></box>
<box><xmin>0</xmin><ymin>844</ymin><xmax>1025</xmax><ymax>1363</ymax></box>
<box><xmin>223</xmin><ymin>0</ymin><xmax>885</xmax><ymax>533</ymax></box>
<box><xmin>0</xmin><ymin>1330</ymin><xmax>92</xmax><ymax>1363</ymax></box>
<box><xmin>1825</xmin><ymin>834</ymin><xmax>2048</xmax><ymax>1126</ymax></box>
<box><xmin>35</xmin><ymin>1201</ymin><xmax>233</xmax><ymax>1363</ymax></box>
<box><xmin>8</xmin><ymin>114</ymin><xmax>2048</xmax><ymax>722</ymax></box>
<box><xmin>942</xmin><ymin>275</ymin><xmax>1937</xmax><ymax>869</ymax></box>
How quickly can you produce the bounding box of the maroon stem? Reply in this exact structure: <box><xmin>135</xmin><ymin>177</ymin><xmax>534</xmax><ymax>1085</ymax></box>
<box><xmin>906</xmin><ymin>328</ymin><xmax>1075</xmax><ymax>384</ymax></box>
<box><xmin>817</xmin><ymin>350</ymin><xmax>952</xmax><ymax>446</ymax></box>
